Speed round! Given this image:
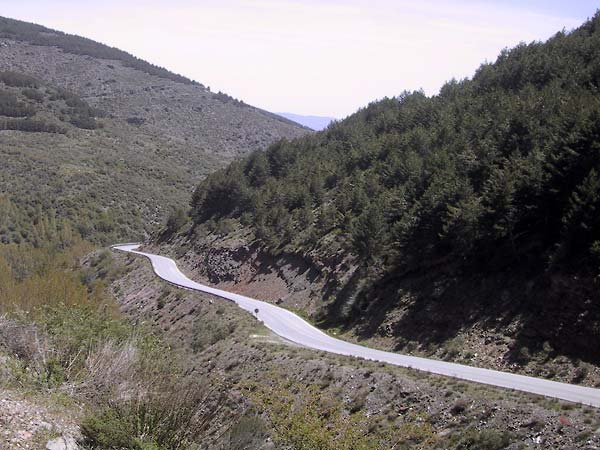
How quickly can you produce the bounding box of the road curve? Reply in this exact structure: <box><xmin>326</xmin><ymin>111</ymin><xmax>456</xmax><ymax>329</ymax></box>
<box><xmin>113</xmin><ymin>244</ymin><xmax>600</xmax><ymax>407</ymax></box>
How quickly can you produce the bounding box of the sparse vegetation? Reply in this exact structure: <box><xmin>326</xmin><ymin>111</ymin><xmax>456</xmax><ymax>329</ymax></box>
<box><xmin>246</xmin><ymin>379</ymin><xmax>395</xmax><ymax>449</ymax></box>
<box><xmin>0</xmin><ymin>70</ymin><xmax>39</xmax><ymax>87</ymax></box>
<box><xmin>98</xmin><ymin>248</ymin><xmax>600</xmax><ymax>449</ymax></box>
<box><xmin>0</xmin><ymin>242</ymin><xmax>234</xmax><ymax>449</ymax></box>
<box><xmin>0</xmin><ymin>26</ymin><xmax>306</xmax><ymax>247</ymax></box>
<box><xmin>450</xmin><ymin>428</ymin><xmax>513</xmax><ymax>450</ymax></box>
<box><xmin>0</xmin><ymin>18</ymin><xmax>198</xmax><ymax>86</ymax></box>
<box><xmin>226</xmin><ymin>413</ymin><xmax>269</xmax><ymax>450</ymax></box>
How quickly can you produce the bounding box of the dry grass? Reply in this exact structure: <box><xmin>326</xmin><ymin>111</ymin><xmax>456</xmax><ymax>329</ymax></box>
<box><xmin>80</xmin><ymin>342</ymin><xmax>232</xmax><ymax>450</ymax></box>
<box><xmin>80</xmin><ymin>340</ymin><xmax>139</xmax><ymax>399</ymax></box>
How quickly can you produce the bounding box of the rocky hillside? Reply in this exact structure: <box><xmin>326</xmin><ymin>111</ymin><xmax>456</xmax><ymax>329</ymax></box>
<box><xmin>3</xmin><ymin>234</ymin><xmax>599</xmax><ymax>450</ymax></box>
<box><xmin>109</xmin><ymin>249</ymin><xmax>600</xmax><ymax>449</ymax></box>
<box><xmin>164</xmin><ymin>13</ymin><xmax>600</xmax><ymax>384</ymax></box>
<box><xmin>0</xmin><ymin>16</ymin><xmax>308</xmax><ymax>244</ymax></box>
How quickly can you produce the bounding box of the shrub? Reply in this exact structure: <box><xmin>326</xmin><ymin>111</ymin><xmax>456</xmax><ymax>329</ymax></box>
<box><xmin>0</xmin><ymin>71</ymin><xmax>39</xmax><ymax>87</ymax></box>
<box><xmin>69</xmin><ymin>114</ymin><xmax>98</xmax><ymax>130</ymax></box>
<box><xmin>0</xmin><ymin>244</ymin><xmax>232</xmax><ymax>449</ymax></box>
<box><xmin>165</xmin><ymin>208</ymin><xmax>188</xmax><ymax>234</ymax></box>
<box><xmin>0</xmin><ymin>316</ymin><xmax>48</xmax><ymax>375</ymax></box>
<box><xmin>0</xmin><ymin>117</ymin><xmax>65</xmax><ymax>133</ymax></box>
<box><xmin>572</xmin><ymin>364</ymin><xmax>589</xmax><ymax>383</ymax></box>
<box><xmin>347</xmin><ymin>388</ymin><xmax>369</xmax><ymax>414</ymax></box>
<box><xmin>80</xmin><ymin>409</ymin><xmax>140</xmax><ymax>449</ymax></box>
<box><xmin>215</xmin><ymin>218</ymin><xmax>237</xmax><ymax>237</ymax></box>
<box><xmin>451</xmin><ymin>428</ymin><xmax>512</xmax><ymax>450</ymax></box>
<box><xmin>49</xmin><ymin>88</ymin><xmax>105</xmax><ymax>129</ymax></box>
<box><xmin>247</xmin><ymin>379</ymin><xmax>382</xmax><ymax>450</ymax></box>
<box><xmin>450</xmin><ymin>399</ymin><xmax>469</xmax><ymax>415</ymax></box>
<box><xmin>80</xmin><ymin>378</ymin><xmax>228</xmax><ymax>449</ymax></box>
<box><xmin>126</xmin><ymin>116</ymin><xmax>146</xmax><ymax>126</ymax></box>
<box><xmin>0</xmin><ymin>245</ymin><xmax>130</xmax><ymax>387</ymax></box>
<box><xmin>191</xmin><ymin>319</ymin><xmax>232</xmax><ymax>352</ymax></box>
<box><xmin>21</xmin><ymin>87</ymin><xmax>44</xmax><ymax>102</ymax></box>
<box><xmin>227</xmin><ymin>414</ymin><xmax>269</xmax><ymax>450</ymax></box>
<box><xmin>0</xmin><ymin>91</ymin><xmax>36</xmax><ymax>117</ymax></box>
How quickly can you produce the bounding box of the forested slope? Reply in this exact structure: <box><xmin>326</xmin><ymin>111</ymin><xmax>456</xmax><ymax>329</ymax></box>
<box><xmin>182</xmin><ymin>13</ymin><xmax>600</xmax><ymax>371</ymax></box>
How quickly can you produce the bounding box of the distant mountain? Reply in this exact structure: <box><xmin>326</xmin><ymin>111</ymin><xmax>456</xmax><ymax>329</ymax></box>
<box><xmin>277</xmin><ymin>112</ymin><xmax>335</xmax><ymax>130</ymax></box>
<box><xmin>0</xmin><ymin>16</ymin><xmax>308</xmax><ymax>244</ymax></box>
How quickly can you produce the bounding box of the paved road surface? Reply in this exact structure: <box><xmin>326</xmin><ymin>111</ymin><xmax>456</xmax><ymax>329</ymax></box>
<box><xmin>113</xmin><ymin>244</ymin><xmax>600</xmax><ymax>407</ymax></box>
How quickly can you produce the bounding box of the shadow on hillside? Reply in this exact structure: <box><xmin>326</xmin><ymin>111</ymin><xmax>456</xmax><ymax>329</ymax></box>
<box><xmin>247</xmin><ymin>246</ymin><xmax>322</xmax><ymax>286</ymax></box>
<box><xmin>322</xmin><ymin>261</ymin><xmax>600</xmax><ymax>366</ymax></box>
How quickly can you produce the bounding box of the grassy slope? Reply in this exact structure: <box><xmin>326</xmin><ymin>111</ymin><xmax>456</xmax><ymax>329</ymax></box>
<box><xmin>0</xmin><ymin>244</ymin><xmax>238</xmax><ymax>449</ymax></box>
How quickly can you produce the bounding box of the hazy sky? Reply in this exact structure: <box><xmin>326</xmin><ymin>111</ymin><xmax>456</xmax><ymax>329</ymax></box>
<box><xmin>2</xmin><ymin>1</ymin><xmax>598</xmax><ymax>117</ymax></box>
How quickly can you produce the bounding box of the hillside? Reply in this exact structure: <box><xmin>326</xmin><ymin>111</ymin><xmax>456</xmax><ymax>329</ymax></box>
<box><xmin>3</xmin><ymin>11</ymin><xmax>600</xmax><ymax>450</ymax></box>
<box><xmin>3</xmin><ymin>236</ymin><xmax>599</xmax><ymax>449</ymax></box>
<box><xmin>164</xmin><ymin>13</ymin><xmax>600</xmax><ymax>384</ymax></box>
<box><xmin>0</xmin><ymin>16</ymin><xmax>308</xmax><ymax>244</ymax></box>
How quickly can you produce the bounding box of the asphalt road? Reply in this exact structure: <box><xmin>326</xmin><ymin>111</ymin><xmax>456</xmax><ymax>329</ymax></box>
<box><xmin>114</xmin><ymin>243</ymin><xmax>600</xmax><ymax>407</ymax></box>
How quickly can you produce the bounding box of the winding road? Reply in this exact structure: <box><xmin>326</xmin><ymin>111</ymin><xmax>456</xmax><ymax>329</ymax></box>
<box><xmin>114</xmin><ymin>244</ymin><xmax>600</xmax><ymax>407</ymax></box>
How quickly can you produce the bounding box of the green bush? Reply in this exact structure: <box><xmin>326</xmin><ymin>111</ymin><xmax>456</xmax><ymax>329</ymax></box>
<box><xmin>0</xmin><ymin>90</ymin><xmax>36</xmax><ymax>117</ymax></box>
<box><xmin>21</xmin><ymin>87</ymin><xmax>44</xmax><ymax>102</ymax></box>
<box><xmin>191</xmin><ymin>319</ymin><xmax>233</xmax><ymax>352</ymax></box>
<box><xmin>451</xmin><ymin>428</ymin><xmax>512</xmax><ymax>450</ymax></box>
<box><xmin>165</xmin><ymin>208</ymin><xmax>188</xmax><ymax>234</ymax></box>
<box><xmin>0</xmin><ymin>70</ymin><xmax>39</xmax><ymax>87</ymax></box>
<box><xmin>0</xmin><ymin>117</ymin><xmax>65</xmax><ymax>133</ymax></box>
<box><xmin>80</xmin><ymin>409</ymin><xmax>141</xmax><ymax>449</ymax></box>
<box><xmin>80</xmin><ymin>379</ymin><xmax>227</xmax><ymax>450</ymax></box>
<box><xmin>227</xmin><ymin>414</ymin><xmax>269</xmax><ymax>450</ymax></box>
<box><xmin>37</xmin><ymin>302</ymin><xmax>130</xmax><ymax>371</ymax></box>
<box><xmin>0</xmin><ymin>244</ymin><xmax>130</xmax><ymax>387</ymax></box>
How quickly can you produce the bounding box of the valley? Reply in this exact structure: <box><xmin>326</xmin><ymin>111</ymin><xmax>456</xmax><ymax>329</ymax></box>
<box><xmin>2</xmin><ymin>7</ymin><xmax>600</xmax><ymax>450</ymax></box>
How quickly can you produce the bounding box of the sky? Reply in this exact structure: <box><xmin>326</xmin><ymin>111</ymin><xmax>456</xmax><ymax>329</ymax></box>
<box><xmin>1</xmin><ymin>1</ymin><xmax>598</xmax><ymax>118</ymax></box>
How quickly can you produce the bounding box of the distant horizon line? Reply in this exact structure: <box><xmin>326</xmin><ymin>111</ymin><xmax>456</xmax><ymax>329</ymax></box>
<box><xmin>275</xmin><ymin>111</ymin><xmax>338</xmax><ymax>120</ymax></box>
